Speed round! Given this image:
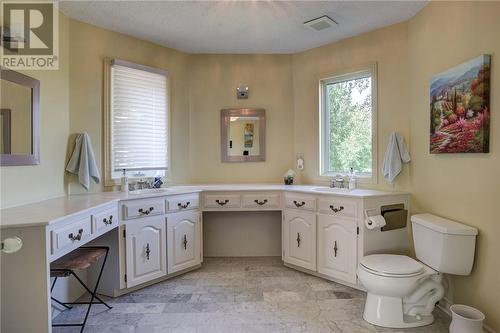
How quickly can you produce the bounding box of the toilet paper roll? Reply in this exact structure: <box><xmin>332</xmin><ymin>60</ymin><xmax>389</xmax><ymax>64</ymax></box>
<box><xmin>365</xmin><ymin>215</ymin><xmax>386</xmax><ymax>230</ymax></box>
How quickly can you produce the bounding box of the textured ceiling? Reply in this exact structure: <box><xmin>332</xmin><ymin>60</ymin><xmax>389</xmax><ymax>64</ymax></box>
<box><xmin>60</xmin><ymin>1</ymin><xmax>427</xmax><ymax>54</ymax></box>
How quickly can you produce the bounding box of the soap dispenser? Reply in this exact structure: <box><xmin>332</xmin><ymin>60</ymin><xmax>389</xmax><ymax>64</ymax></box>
<box><xmin>348</xmin><ymin>168</ymin><xmax>357</xmax><ymax>190</ymax></box>
<box><xmin>120</xmin><ymin>169</ymin><xmax>129</xmax><ymax>192</ymax></box>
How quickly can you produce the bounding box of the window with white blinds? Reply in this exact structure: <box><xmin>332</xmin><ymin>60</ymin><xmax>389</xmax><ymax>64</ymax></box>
<box><xmin>110</xmin><ymin>60</ymin><xmax>168</xmax><ymax>179</ymax></box>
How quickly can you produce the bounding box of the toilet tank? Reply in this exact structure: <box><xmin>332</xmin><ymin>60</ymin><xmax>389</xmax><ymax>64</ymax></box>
<box><xmin>411</xmin><ymin>214</ymin><xmax>478</xmax><ymax>275</ymax></box>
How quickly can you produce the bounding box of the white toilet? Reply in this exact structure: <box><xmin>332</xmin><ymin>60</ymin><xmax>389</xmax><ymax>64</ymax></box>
<box><xmin>358</xmin><ymin>213</ymin><xmax>478</xmax><ymax>328</ymax></box>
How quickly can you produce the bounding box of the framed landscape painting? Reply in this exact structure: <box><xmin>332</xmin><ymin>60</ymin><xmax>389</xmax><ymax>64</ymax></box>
<box><xmin>430</xmin><ymin>54</ymin><xmax>491</xmax><ymax>153</ymax></box>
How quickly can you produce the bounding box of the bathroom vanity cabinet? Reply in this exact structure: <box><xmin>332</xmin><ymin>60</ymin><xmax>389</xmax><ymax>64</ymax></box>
<box><xmin>283</xmin><ymin>209</ymin><xmax>317</xmax><ymax>270</ymax></box>
<box><xmin>1</xmin><ymin>185</ymin><xmax>410</xmax><ymax>333</ymax></box>
<box><xmin>281</xmin><ymin>191</ymin><xmax>407</xmax><ymax>287</ymax></box>
<box><xmin>167</xmin><ymin>210</ymin><xmax>202</xmax><ymax>274</ymax></box>
<box><xmin>125</xmin><ymin>215</ymin><xmax>167</xmax><ymax>287</ymax></box>
<box><xmin>317</xmin><ymin>214</ymin><xmax>357</xmax><ymax>284</ymax></box>
<box><xmin>120</xmin><ymin>192</ymin><xmax>202</xmax><ymax>289</ymax></box>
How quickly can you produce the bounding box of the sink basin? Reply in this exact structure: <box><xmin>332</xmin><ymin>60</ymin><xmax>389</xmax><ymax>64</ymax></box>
<box><xmin>129</xmin><ymin>188</ymin><xmax>171</xmax><ymax>195</ymax></box>
<box><xmin>311</xmin><ymin>187</ymin><xmax>351</xmax><ymax>193</ymax></box>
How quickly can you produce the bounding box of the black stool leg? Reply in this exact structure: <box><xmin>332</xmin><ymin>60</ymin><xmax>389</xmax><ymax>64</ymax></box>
<box><xmin>50</xmin><ymin>276</ymin><xmax>73</xmax><ymax>310</ymax></box>
<box><xmin>78</xmin><ymin>246</ymin><xmax>111</xmax><ymax>333</ymax></box>
<box><xmin>69</xmin><ymin>271</ymin><xmax>112</xmax><ymax>309</ymax></box>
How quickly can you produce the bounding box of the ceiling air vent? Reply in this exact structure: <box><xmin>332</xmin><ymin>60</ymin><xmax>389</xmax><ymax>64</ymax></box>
<box><xmin>303</xmin><ymin>15</ymin><xmax>337</xmax><ymax>31</ymax></box>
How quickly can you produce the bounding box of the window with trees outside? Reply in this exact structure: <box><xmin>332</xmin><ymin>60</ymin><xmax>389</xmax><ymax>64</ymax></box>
<box><xmin>319</xmin><ymin>66</ymin><xmax>377</xmax><ymax>182</ymax></box>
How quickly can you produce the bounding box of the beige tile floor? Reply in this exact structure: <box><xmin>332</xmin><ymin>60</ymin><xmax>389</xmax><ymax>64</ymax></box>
<box><xmin>53</xmin><ymin>257</ymin><xmax>450</xmax><ymax>333</ymax></box>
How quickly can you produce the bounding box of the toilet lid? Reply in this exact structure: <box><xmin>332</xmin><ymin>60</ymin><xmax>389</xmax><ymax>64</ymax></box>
<box><xmin>360</xmin><ymin>254</ymin><xmax>424</xmax><ymax>276</ymax></box>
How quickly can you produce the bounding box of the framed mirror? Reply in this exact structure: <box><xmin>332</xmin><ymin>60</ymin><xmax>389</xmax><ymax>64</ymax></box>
<box><xmin>0</xmin><ymin>68</ymin><xmax>40</xmax><ymax>166</ymax></box>
<box><xmin>221</xmin><ymin>108</ymin><xmax>265</xmax><ymax>162</ymax></box>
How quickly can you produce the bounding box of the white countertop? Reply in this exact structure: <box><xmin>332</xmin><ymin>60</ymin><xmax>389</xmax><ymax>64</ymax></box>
<box><xmin>0</xmin><ymin>184</ymin><xmax>407</xmax><ymax>229</ymax></box>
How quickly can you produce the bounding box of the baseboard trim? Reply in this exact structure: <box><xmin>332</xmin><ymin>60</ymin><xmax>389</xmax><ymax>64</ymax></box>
<box><xmin>437</xmin><ymin>297</ymin><xmax>496</xmax><ymax>333</ymax></box>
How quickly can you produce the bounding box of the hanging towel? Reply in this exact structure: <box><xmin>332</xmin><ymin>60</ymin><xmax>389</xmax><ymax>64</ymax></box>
<box><xmin>66</xmin><ymin>133</ymin><xmax>101</xmax><ymax>190</ymax></box>
<box><xmin>382</xmin><ymin>132</ymin><xmax>411</xmax><ymax>183</ymax></box>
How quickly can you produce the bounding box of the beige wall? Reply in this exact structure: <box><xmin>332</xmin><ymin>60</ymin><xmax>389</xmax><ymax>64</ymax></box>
<box><xmin>0</xmin><ymin>14</ymin><xmax>70</xmax><ymax>209</ymax></box>
<box><xmin>67</xmin><ymin>19</ymin><xmax>191</xmax><ymax>194</ymax></box>
<box><xmin>188</xmin><ymin>54</ymin><xmax>294</xmax><ymax>183</ymax></box>
<box><xmin>408</xmin><ymin>2</ymin><xmax>500</xmax><ymax>330</ymax></box>
<box><xmin>203</xmin><ymin>211</ymin><xmax>282</xmax><ymax>257</ymax></box>
<box><xmin>292</xmin><ymin>23</ymin><xmax>411</xmax><ymax>190</ymax></box>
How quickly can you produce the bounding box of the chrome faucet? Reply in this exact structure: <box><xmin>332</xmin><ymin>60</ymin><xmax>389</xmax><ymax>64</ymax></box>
<box><xmin>136</xmin><ymin>179</ymin><xmax>151</xmax><ymax>190</ymax></box>
<box><xmin>330</xmin><ymin>175</ymin><xmax>345</xmax><ymax>188</ymax></box>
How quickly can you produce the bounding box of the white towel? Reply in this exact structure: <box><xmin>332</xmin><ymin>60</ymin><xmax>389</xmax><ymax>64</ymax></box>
<box><xmin>66</xmin><ymin>133</ymin><xmax>100</xmax><ymax>190</ymax></box>
<box><xmin>382</xmin><ymin>133</ymin><xmax>411</xmax><ymax>183</ymax></box>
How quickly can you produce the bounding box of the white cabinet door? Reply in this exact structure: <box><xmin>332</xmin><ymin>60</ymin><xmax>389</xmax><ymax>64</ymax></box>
<box><xmin>167</xmin><ymin>211</ymin><xmax>201</xmax><ymax>274</ymax></box>
<box><xmin>317</xmin><ymin>214</ymin><xmax>357</xmax><ymax>284</ymax></box>
<box><xmin>125</xmin><ymin>216</ymin><xmax>167</xmax><ymax>288</ymax></box>
<box><xmin>283</xmin><ymin>210</ymin><xmax>316</xmax><ymax>271</ymax></box>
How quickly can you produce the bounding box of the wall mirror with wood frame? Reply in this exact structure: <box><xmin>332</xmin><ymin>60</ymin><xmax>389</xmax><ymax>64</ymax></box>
<box><xmin>0</xmin><ymin>68</ymin><xmax>40</xmax><ymax>166</ymax></box>
<box><xmin>221</xmin><ymin>108</ymin><xmax>266</xmax><ymax>162</ymax></box>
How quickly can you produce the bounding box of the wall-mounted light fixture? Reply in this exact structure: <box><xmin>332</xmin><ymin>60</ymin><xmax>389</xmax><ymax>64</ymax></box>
<box><xmin>237</xmin><ymin>84</ymin><xmax>249</xmax><ymax>99</ymax></box>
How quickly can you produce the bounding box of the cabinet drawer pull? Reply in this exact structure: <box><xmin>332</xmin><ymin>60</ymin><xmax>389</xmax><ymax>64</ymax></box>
<box><xmin>296</xmin><ymin>232</ymin><xmax>301</xmax><ymax>247</ymax></box>
<box><xmin>254</xmin><ymin>199</ymin><xmax>268</xmax><ymax>206</ymax></box>
<box><xmin>293</xmin><ymin>200</ymin><xmax>305</xmax><ymax>208</ymax></box>
<box><xmin>102</xmin><ymin>215</ymin><xmax>113</xmax><ymax>225</ymax></box>
<box><xmin>329</xmin><ymin>205</ymin><xmax>344</xmax><ymax>213</ymax></box>
<box><xmin>183</xmin><ymin>234</ymin><xmax>188</xmax><ymax>250</ymax></box>
<box><xmin>333</xmin><ymin>240</ymin><xmax>338</xmax><ymax>257</ymax></box>
<box><xmin>178</xmin><ymin>202</ymin><xmax>190</xmax><ymax>209</ymax></box>
<box><xmin>145</xmin><ymin>243</ymin><xmax>151</xmax><ymax>260</ymax></box>
<box><xmin>68</xmin><ymin>229</ymin><xmax>84</xmax><ymax>241</ymax></box>
<box><xmin>215</xmin><ymin>199</ymin><xmax>229</xmax><ymax>206</ymax></box>
<box><xmin>138</xmin><ymin>207</ymin><xmax>154</xmax><ymax>215</ymax></box>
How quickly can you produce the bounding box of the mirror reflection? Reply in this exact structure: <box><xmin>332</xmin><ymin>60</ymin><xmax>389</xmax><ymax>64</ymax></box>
<box><xmin>0</xmin><ymin>80</ymin><xmax>32</xmax><ymax>155</ymax></box>
<box><xmin>227</xmin><ymin>116</ymin><xmax>260</xmax><ymax>157</ymax></box>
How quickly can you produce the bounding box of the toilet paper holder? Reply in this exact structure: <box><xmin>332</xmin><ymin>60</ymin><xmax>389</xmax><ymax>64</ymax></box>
<box><xmin>364</xmin><ymin>204</ymin><xmax>408</xmax><ymax>232</ymax></box>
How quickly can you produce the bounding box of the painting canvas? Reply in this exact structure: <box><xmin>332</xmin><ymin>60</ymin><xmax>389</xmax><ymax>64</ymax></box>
<box><xmin>430</xmin><ymin>54</ymin><xmax>491</xmax><ymax>153</ymax></box>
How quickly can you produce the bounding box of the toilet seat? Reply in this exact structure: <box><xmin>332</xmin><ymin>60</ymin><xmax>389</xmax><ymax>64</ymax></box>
<box><xmin>360</xmin><ymin>254</ymin><xmax>424</xmax><ymax>278</ymax></box>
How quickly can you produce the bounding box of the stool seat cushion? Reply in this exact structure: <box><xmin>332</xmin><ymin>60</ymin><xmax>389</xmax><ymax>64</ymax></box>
<box><xmin>51</xmin><ymin>248</ymin><xmax>107</xmax><ymax>271</ymax></box>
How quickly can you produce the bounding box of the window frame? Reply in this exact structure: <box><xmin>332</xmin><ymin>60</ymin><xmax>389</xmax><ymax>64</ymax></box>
<box><xmin>318</xmin><ymin>63</ymin><xmax>378</xmax><ymax>184</ymax></box>
<box><xmin>103</xmin><ymin>58</ymin><xmax>171</xmax><ymax>186</ymax></box>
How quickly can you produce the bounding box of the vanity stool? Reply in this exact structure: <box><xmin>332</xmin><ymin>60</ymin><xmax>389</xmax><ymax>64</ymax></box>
<box><xmin>50</xmin><ymin>246</ymin><xmax>112</xmax><ymax>333</ymax></box>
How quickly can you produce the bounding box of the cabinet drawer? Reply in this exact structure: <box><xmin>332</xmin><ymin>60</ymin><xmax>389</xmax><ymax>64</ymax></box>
<box><xmin>284</xmin><ymin>193</ymin><xmax>316</xmax><ymax>211</ymax></box>
<box><xmin>92</xmin><ymin>207</ymin><xmax>118</xmax><ymax>234</ymax></box>
<box><xmin>317</xmin><ymin>198</ymin><xmax>357</xmax><ymax>218</ymax></box>
<box><xmin>166</xmin><ymin>194</ymin><xmax>200</xmax><ymax>213</ymax></box>
<box><xmin>203</xmin><ymin>194</ymin><xmax>241</xmax><ymax>209</ymax></box>
<box><xmin>121</xmin><ymin>198</ymin><xmax>165</xmax><ymax>220</ymax></box>
<box><xmin>242</xmin><ymin>192</ymin><xmax>281</xmax><ymax>209</ymax></box>
<box><xmin>51</xmin><ymin>217</ymin><xmax>92</xmax><ymax>255</ymax></box>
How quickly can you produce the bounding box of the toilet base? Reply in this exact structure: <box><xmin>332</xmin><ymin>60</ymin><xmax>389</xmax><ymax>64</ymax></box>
<box><xmin>363</xmin><ymin>293</ymin><xmax>435</xmax><ymax>328</ymax></box>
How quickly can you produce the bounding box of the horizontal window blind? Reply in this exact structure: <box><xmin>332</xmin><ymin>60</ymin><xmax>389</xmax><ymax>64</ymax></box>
<box><xmin>111</xmin><ymin>63</ymin><xmax>168</xmax><ymax>175</ymax></box>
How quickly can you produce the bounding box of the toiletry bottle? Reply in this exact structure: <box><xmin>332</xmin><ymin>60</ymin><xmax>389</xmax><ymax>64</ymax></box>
<box><xmin>121</xmin><ymin>169</ymin><xmax>129</xmax><ymax>192</ymax></box>
<box><xmin>349</xmin><ymin>168</ymin><xmax>356</xmax><ymax>190</ymax></box>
